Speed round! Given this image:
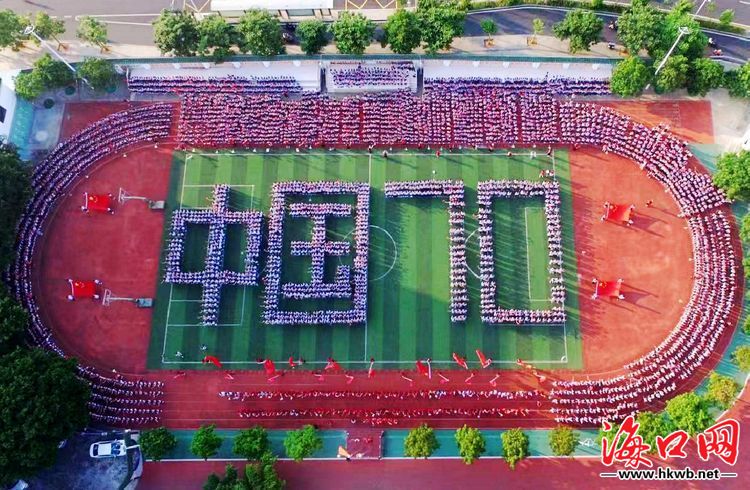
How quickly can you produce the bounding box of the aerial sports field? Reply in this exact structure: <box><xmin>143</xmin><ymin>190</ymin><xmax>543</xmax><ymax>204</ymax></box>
<box><xmin>146</xmin><ymin>149</ymin><xmax>582</xmax><ymax>370</ymax></box>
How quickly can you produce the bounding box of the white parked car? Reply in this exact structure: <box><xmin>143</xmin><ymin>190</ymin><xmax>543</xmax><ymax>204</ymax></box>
<box><xmin>89</xmin><ymin>440</ymin><xmax>127</xmax><ymax>458</ymax></box>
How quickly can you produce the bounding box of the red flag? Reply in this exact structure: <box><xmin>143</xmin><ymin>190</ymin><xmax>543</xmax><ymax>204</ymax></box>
<box><xmin>475</xmin><ymin>349</ymin><xmax>492</xmax><ymax>368</ymax></box>
<box><xmin>263</xmin><ymin>359</ymin><xmax>276</xmax><ymax>376</ymax></box>
<box><xmin>368</xmin><ymin>358</ymin><xmax>375</xmax><ymax>378</ymax></box>
<box><xmin>288</xmin><ymin>356</ymin><xmax>296</xmax><ymax>368</ymax></box>
<box><xmin>452</xmin><ymin>352</ymin><xmax>468</xmax><ymax>370</ymax></box>
<box><xmin>325</xmin><ymin>358</ymin><xmax>341</xmax><ymax>372</ymax></box>
<box><xmin>202</xmin><ymin>355</ymin><xmax>223</xmax><ymax>369</ymax></box>
<box><xmin>415</xmin><ymin>360</ymin><xmax>429</xmax><ymax>377</ymax></box>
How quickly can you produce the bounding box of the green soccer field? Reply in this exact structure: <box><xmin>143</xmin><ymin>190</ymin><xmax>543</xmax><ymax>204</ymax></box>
<box><xmin>146</xmin><ymin>149</ymin><xmax>582</xmax><ymax>370</ymax></box>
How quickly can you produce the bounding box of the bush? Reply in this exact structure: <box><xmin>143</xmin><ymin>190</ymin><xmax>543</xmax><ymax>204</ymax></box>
<box><xmin>548</xmin><ymin>425</ymin><xmax>579</xmax><ymax>456</ymax></box>
<box><xmin>731</xmin><ymin>345</ymin><xmax>750</xmax><ymax>371</ymax></box>
<box><xmin>455</xmin><ymin>425</ymin><xmax>485</xmax><ymax>464</ymax></box>
<box><xmin>139</xmin><ymin>427</ymin><xmax>177</xmax><ymax>462</ymax></box>
<box><xmin>705</xmin><ymin>372</ymin><xmax>739</xmax><ymax>409</ymax></box>
<box><xmin>404</xmin><ymin>424</ymin><xmax>439</xmax><ymax>458</ymax></box>
<box><xmin>501</xmin><ymin>428</ymin><xmax>529</xmax><ymax>469</ymax></box>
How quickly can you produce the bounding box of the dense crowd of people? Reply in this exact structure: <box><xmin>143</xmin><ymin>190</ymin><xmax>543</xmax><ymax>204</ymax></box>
<box><xmin>384</xmin><ymin>180</ymin><xmax>468</xmax><ymax>321</ymax></box>
<box><xmin>220</xmin><ymin>388</ymin><xmax>543</xmax><ymax>401</ymax></box>
<box><xmin>10</xmin><ymin>105</ymin><xmax>173</xmax><ymax>426</ymax></box>
<box><xmin>328</xmin><ymin>61</ymin><xmax>417</xmax><ymax>91</ymax></box>
<box><xmin>128</xmin><ymin>75</ymin><xmax>303</xmax><ymax>95</ymax></box>
<box><xmin>263</xmin><ymin>181</ymin><xmax>370</xmax><ymax>325</ymax></box>
<box><xmin>164</xmin><ymin>184</ymin><xmax>263</xmax><ymax>325</ymax></box>
<box><xmin>477</xmin><ymin>180</ymin><xmax>566</xmax><ymax>324</ymax></box>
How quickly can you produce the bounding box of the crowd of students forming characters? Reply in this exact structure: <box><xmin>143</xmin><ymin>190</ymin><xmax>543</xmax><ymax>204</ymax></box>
<box><xmin>9</xmin><ymin>72</ymin><xmax>739</xmax><ymax>429</ymax></box>
<box><xmin>328</xmin><ymin>61</ymin><xmax>417</xmax><ymax>90</ymax></box>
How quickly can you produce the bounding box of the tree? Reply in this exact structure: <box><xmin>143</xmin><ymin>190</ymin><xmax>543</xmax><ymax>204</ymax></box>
<box><xmin>76</xmin><ymin>16</ymin><xmax>108</xmax><ymax>51</ymax></box>
<box><xmin>296</xmin><ymin>19</ymin><xmax>328</xmax><ymax>55</ymax></box>
<box><xmin>31</xmin><ymin>12</ymin><xmax>65</xmax><ymax>49</ymax></box>
<box><xmin>610</xmin><ymin>56</ymin><xmax>653</xmax><ymax>97</ymax></box>
<box><xmin>654</xmin><ymin>54</ymin><xmax>689</xmax><ymax>93</ymax></box>
<box><xmin>734</xmin><ymin>62</ymin><xmax>750</xmax><ymax>98</ymax></box>
<box><xmin>0</xmin><ymin>9</ymin><xmax>26</xmax><ymax>50</ymax></box>
<box><xmin>635</xmin><ymin>411</ymin><xmax>675</xmax><ymax>453</ymax></box>
<box><xmin>501</xmin><ymin>428</ymin><xmax>529</xmax><ymax>470</ymax></box>
<box><xmin>283</xmin><ymin>425</ymin><xmax>322</xmax><ymax>462</ymax></box>
<box><xmin>0</xmin><ymin>295</ymin><xmax>28</xmax><ymax>356</ymax></box>
<box><xmin>153</xmin><ymin>10</ymin><xmax>200</xmax><ymax>57</ymax></box>
<box><xmin>649</xmin><ymin>2</ymin><xmax>706</xmax><ymax>61</ymax></box>
<box><xmin>481</xmin><ymin>19</ymin><xmax>497</xmax><ymax>41</ymax></box>
<box><xmin>665</xmin><ymin>392</ymin><xmax>713</xmax><ymax>436</ymax></box>
<box><xmin>532</xmin><ymin>18</ymin><xmax>545</xmax><ymax>42</ymax></box>
<box><xmin>233</xmin><ymin>426</ymin><xmax>269</xmax><ymax>461</ymax></box>
<box><xmin>383</xmin><ymin>10</ymin><xmax>421</xmax><ymax>55</ymax></box>
<box><xmin>548</xmin><ymin>425</ymin><xmax>579</xmax><ymax>456</ymax></box>
<box><xmin>139</xmin><ymin>427</ymin><xmax>177</xmax><ymax>462</ymax></box>
<box><xmin>330</xmin><ymin>11</ymin><xmax>374</xmax><ymax>55</ymax></box>
<box><xmin>713</xmin><ymin>150</ymin><xmax>750</xmax><ymax>200</ymax></box>
<box><xmin>404</xmin><ymin>423</ymin><xmax>440</xmax><ymax>458</ymax></box>
<box><xmin>245</xmin><ymin>452</ymin><xmax>285</xmax><ymax>490</ymax></box>
<box><xmin>744</xmin><ymin>316</ymin><xmax>750</xmax><ymax>335</ymax></box>
<box><xmin>237</xmin><ymin>10</ymin><xmax>284</xmax><ymax>56</ymax></box>
<box><xmin>191</xmin><ymin>424</ymin><xmax>223</xmax><ymax>460</ymax></box>
<box><xmin>616</xmin><ymin>3</ymin><xmax>663</xmax><ymax>55</ymax></box>
<box><xmin>34</xmin><ymin>53</ymin><xmax>76</xmax><ymax>89</ymax></box>
<box><xmin>13</xmin><ymin>70</ymin><xmax>45</xmax><ymax>101</ymax></box>
<box><xmin>687</xmin><ymin>58</ymin><xmax>725</xmax><ymax>96</ymax></box>
<box><xmin>705</xmin><ymin>372</ymin><xmax>739</xmax><ymax>409</ymax></box>
<box><xmin>741</xmin><ymin>214</ymin><xmax>750</xmax><ymax>242</ymax></box>
<box><xmin>454</xmin><ymin>425</ymin><xmax>485</xmax><ymax>464</ymax></box>
<box><xmin>591</xmin><ymin>0</ymin><xmax>605</xmax><ymax>9</ymax></box>
<box><xmin>198</xmin><ymin>15</ymin><xmax>235</xmax><ymax>61</ymax></box>
<box><xmin>732</xmin><ymin>345</ymin><xmax>750</xmax><ymax>371</ymax></box>
<box><xmin>596</xmin><ymin>422</ymin><xmax>623</xmax><ymax>449</ymax></box>
<box><xmin>203</xmin><ymin>463</ymin><xmax>239</xmax><ymax>490</ymax></box>
<box><xmin>77</xmin><ymin>58</ymin><xmax>116</xmax><ymax>91</ymax></box>
<box><xmin>0</xmin><ymin>348</ymin><xmax>90</xmax><ymax>485</ymax></box>
<box><xmin>0</xmin><ymin>142</ymin><xmax>31</xmax><ymax>268</ymax></box>
<box><xmin>719</xmin><ymin>9</ymin><xmax>735</xmax><ymax>29</ymax></box>
<box><xmin>418</xmin><ymin>2</ymin><xmax>467</xmax><ymax>54</ymax></box>
<box><xmin>553</xmin><ymin>10</ymin><xmax>603</xmax><ymax>53</ymax></box>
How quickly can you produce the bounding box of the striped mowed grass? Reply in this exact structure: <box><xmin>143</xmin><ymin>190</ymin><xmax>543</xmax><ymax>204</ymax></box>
<box><xmin>146</xmin><ymin>150</ymin><xmax>582</xmax><ymax>370</ymax></box>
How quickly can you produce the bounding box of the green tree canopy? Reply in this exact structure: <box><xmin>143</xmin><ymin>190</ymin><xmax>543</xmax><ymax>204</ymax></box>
<box><xmin>713</xmin><ymin>150</ymin><xmax>750</xmax><ymax>200</ymax></box>
<box><xmin>191</xmin><ymin>424</ymin><xmax>223</xmax><ymax>460</ymax></box>
<box><xmin>0</xmin><ymin>348</ymin><xmax>90</xmax><ymax>485</ymax></box>
<box><xmin>548</xmin><ymin>425</ymin><xmax>579</xmax><ymax>456</ymax></box>
<box><xmin>31</xmin><ymin>12</ymin><xmax>65</xmax><ymax>48</ymax></box>
<box><xmin>455</xmin><ymin>425</ymin><xmax>485</xmax><ymax>464</ymax></box>
<box><xmin>0</xmin><ymin>142</ymin><xmax>31</xmax><ymax>266</ymax></box>
<box><xmin>733</xmin><ymin>62</ymin><xmax>750</xmax><ymax>98</ymax></box>
<box><xmin>283</xmin><ymin>425</ymin><xmax>322</xmax><ymax>462</ymax></box>
<box><xmin>596</xmin><ymin>422</ymin><xmax>623</xmax><ymax>450</ymax></box>
<box><xmin>76</xmin><ymin>16</ymin><xmax>108</xmax><ymax>50</ymax></box>
<box><xmin>203</xmin><ymin>463</ymin><xmax>239</xmax><ymax>490</ymax></box>
<box><xmin>610</xmin><ymin>56</ymin><xmax>653</xmax><ymax>97</ymax></box>
<box><xmin>404</xmin><ymin>423</ymin><xmax>440</xmax><ymax>458</ymax></box>
<box><xmin>418</xmin><ymin>2</ymin><xmax>467</xmax><ymax>54</ymax></box>
<box><xmin>635</xmin><ymin>411</ymin><xmax>675</xmax><ymax>453</ymax></box>
<box><xmin>330</xmin><ymin>11</ymin><xmax>375</xmax><ymax>55</ymax></box>
<box><xmin>296</xmin><ymin>19</ymin><xmax>328</xmax><ymax>55</ymax></box>
<box><xmin>245</xmin><ymin>452</ymin><xmax>285</xmax><ymax>490</ymax></box>
<box><xmin>383</xmin><ymin>9</ymin><xmax>421</xmax><ymax>55</ymax></box>
<box><xmin>34</xmin><ymin>53</ymin><xmax>76</xmax><ymax>88</ymax></box>
<box><xmin>740</xmin><ymin>214</ymin><xmax>750</xmax><ymax>242</ymax></box>
<box><xmin>233</xmin><ymin>426</ymin><xmax>269</xmax><ymax>461</ymax></box>
<box><xmin>665</xmin><ymin>392</ymin><xmax>713</xmax><ymax>436</ymax></box>
<box><xmin>153</xmin><ymin>10</ymin><xmax>200</xmax><ymax>57</ymax></box>
<box><xmin>649</xmin><ymin>2</ymin><xmax>706</xmax><ymax>61</ymax></box>
<box><xmin>13</xmin><ymin>71</ymin><xmax>45</xmax><ymax>101</ymax></box>
<box><xmin>237</xmin><ymin>10</ymin><xmax>284</xmax><ymax>56</ymax></box>
<box><xmin>501</xmin><ymin>428</ymin><xmax>529</xmax><ymax>469</ymax></box>
<box><xmin>617</xmin><ymin>3</ymin><xmax>663</xmax><ymax>55</ymax></box>
<box><xmin>0</xmin><ymin>295</ymin><xmax>28</xmax><ymax>356</ymax></box>
<box><xmin>198</xmin><ymin>15</ymin><xmax>236</xmax><ymax>61</ymax></box>
<box><xmin>77</xmin><ymin>58</ymin><xmax>116</xmax><ymax>91</ymax></box>
<box><xmin>687</xmin><ymin>58</ymin><xmax>725</xmax><ymax>96</ymax></box>
<box><xmin>732</xmin><ymin>345</ymin><xmax>750</xmax><ymax>371</ymax></box>
<box><xmin>0</xmin><ymin>9</ymin><xmax>26</xmax><ymax>50</ymax></box>
<box><xmin>481</xmin><ymin>19</ymin><xmax>497</xmax><ymax>39</ymax></box>
<box><xmin>654</xmin><ymin>54</ymin><xmax>689</xmax><ymax>93</ymax></box>
<box><xmin>532</xmin><ymin>18</ymin><xmax>545</xmax><ymax>38</ymax></box>
<box><xmin>553</xmin><ymin>9</ymin><xmax>603</xmax><ymax>53</ymax></box>
<box><xmin>705</xmin><ymin>372</ymin><xmax>739</xmax><ymax>409</ymax></box>
<box><xmin>139</xmin><ymin>427</ymin><xmax>177</xmax><ymax>462</ymax></box>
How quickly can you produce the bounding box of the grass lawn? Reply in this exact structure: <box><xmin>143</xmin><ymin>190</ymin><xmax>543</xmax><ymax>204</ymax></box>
<box><xmin>146</xmin><ymin>149</ymin><xmax>582</xmax><ymax>370</ymax></box>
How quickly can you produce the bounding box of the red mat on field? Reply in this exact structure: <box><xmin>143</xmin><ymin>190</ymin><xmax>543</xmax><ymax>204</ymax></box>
<box><xmin>345</xmin><ymin>429</ymin><xmax>383</xmax><ymax>459</ymax></box>
<box><xmin>68</xmin><ymin>279</ymin><xmax>100</xmax><ymax>300</ymax></box>
<box><xmin>603</xmin><ymin>202</ymin><xmax>633</xmax><ymax>223</ymax></box>
<box><xmin>595</xmin><ymin>279</ymin><xmax>623</xmax><ymax>298</ymax></box>
<box><xmin>83</xmin><ymin>192</ymin><xmax>114</xmax><ymax>213</ymax></box>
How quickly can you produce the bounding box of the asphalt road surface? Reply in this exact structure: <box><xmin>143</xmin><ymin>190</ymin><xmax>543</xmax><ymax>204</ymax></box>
<box><xmin>1</xmin><ymin>1</ymin><xmax>747</xmax><ymax>61</ymax></box>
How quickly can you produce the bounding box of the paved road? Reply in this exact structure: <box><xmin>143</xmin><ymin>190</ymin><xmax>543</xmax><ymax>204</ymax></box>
<box><xmin>2</xmin><ymin>1</ymin><xmax>748</xmax><ymax>61</ymax></box>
